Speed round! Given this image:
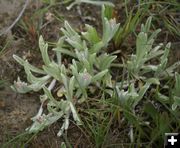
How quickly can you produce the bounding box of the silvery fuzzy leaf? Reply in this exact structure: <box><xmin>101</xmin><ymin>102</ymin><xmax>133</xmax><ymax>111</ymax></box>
<box><xmin>40</xmin><ymin>94</ymin><xmax>48</xmax><ymax>102</ymax></box>
<box><xmin>60</xmin><ymin>64</ymin><xmax>67</xmax><ymax>75</ymax></box>
<box><xmin>43</xmin><ymin>87</ymin><xmax>59</xmax><ymax>105</ymax></box>
<box><xmin>53</xmin><ymin>47</ymin><xmax>76</xmax><ymax>58</ymax></box>
<box><xmin>141</xmin><ymin>16</ymin><xmax>152</xmax><ymax>33</ymax></box>
<box><xmin>92</xmin><ymin>69</ymin><xmax>108</xmax><ymax>82</ymax></box>
<box><xmin>149</xmin><ymin>29</ymin><xmax>161</xmax><ymax>41</ymax></box>
<box><xmin>61</xmin><ymin>73</ymin><xmax>69</xmax><ymax>92</ymax></box>
<box><xmin>39</xmin><ymin>36</ymin><xmax>51</xmax><ymax>66</ymax></box>
<box><xmin>80</xmin><ymin>0</ymin><xmax>114</xmax><ymax>7</ymax></box>
<box><xmin>43</xmin><ymin>62</ymin><xmax>61</xmax><ymax>81</ymax></box>
<box><xmin>173</xmin><ymin>96</ymin><xmax>180</xmax><ymax>108</ymax></box>
<box><xmin>24</xmin><ymin>65</ymin><xmax>38</xmax><ymax>83</ymax></box>
<box><xmin>23</xmin><ymin>64</ymin><xmax>50</xmax><ymax>86</ymax></box>
<box><xmin>64</xmin><ymin>117</ymin><xmax>69</xmax><ymax>130</ymax></box>
<box><xmin>160</xmin><ymin>43</ymin><xmax>171</xmax><ymax>66</ymax></box>
<box><xmin>105</xmin><ymin>73</ymin><xmax>113</xmax><ymax>87</ymax></box>
<box><xmin>77</xmin><ymin>70</ymin><xmax>92</xmax><ymax>87</ymax></box>
<box><xmin>173</xmin><ymin>72</ymin><xmax>180</xmax><ymax>97</ymax></box>
<box><xmin>69</xmin><ymin>102</ymin><xmax>81</xmax><ymax>125</ymax></box>
<box><xmin>13</xmin><ymin>55</ymin><xmax>45</xmax><ymax>74</ymax></box>
<box><xmin>13</xmin><ymin>54</ymin><xmax>25</xmax><ymax>65</ymax></box>
<box><xmin>146</xmin><ymin>50</ymin><xmax>164</xmax><ymax>61</ymax></box>
<box><xmin>151</xmin><ymin>43</ymin><xmax>163</xmax><ymax>52</ymax></box>
<box><xmin>53</xmin><ymin>37</ymin><xmax>66</xmax><ymax>65</ymax></box>
<box><xmin>32</xmin><ymin>103</ymin><xmax>44</xmax><ymax>121</ymax></box>
<box><xmin>102</xmin><ymin>17</ymin><xmax>120</xmax><ymax>44</ymax></box>
<box><xmin>172</xmin><ymin>103</ymin><xmax>177</xmax><ymax>111</ymax></box>
<box><xmin>75</xmin><ymin>49</ymin><xmax>87</xmax><ymax>61</ymax></box>
<box><xmin>160</xmin><ymin>61</ymin><xmax>180</xmax><ymax>78</ymax></box>
<box><xmin>11</xmin><ymin>77</ymin><xmax>32</xmax><ymax>93</ymax></box>
<box><xmin>22</xmin><ymin>62</ymin><xmax>50</xmax><ymax>86</ymax></box>
<box><xmin>12</xmin><ymin>74</ymin><xmax>50</xmax><ymax>93</ymax></box>
<box><xmin>59</xmin><ymin>100</ymin><xmax>71</xmax><ymax>113</ymax></box>
<box><xmin>66</xmin><ymin>38</ymin><xmax>83</xmax><ymax>50</ymax></box>
<box><xmin>142</xmin><ymin>65</ymin><xmax>158</xmax><ymax>72</ymax></box>
<box><xmin>57</xmin><ymin>122</ymin><xmax>66</xmax><ymax>137</ymax></box>
<box><xmin>69</xmin><ymin>76</ymin><xmax>75</xmax><ymax>99</ymax></box>
<box><xmin>97</xmin><ymin>54</ymin><xmax>116</xmax><ymax>70</ymax></box>
<box><xmin>157</xmin><ymin>93</ymin><xmax>169</xmax><ymax>103</ymax></box>
<box><xmin>27</xmin><ymin>104</ymin><xmax>44</xmax><ymax>132</ymax></box>
<box><xmin>28</xmin><ymin>79</ymin><xmax>49</xmax><ymax>92</ymax></box>
<box><xmin>146</xmin><ymin>78</ymin><xmax>160</xmax><ymax>85</ymax></box>
<box><xmin>156</xmin><ymin>43</ymin><xmax>171</xmax><ymax>76</ymax></box>
<box><xmin>172</xmin><ymin>96</ymin><xmax>180</xmax><ymax>111</ymax></box>
<box><xmin>61</xmin><ymin>21</ymin><xmax>83</xmax><ymax>50</ymax></box>
<box><xmin>91</xmin><ymin>41</ymin><xmax>104</xmax><ymax>53</ymax></box>
<box><xmin>136</xmin><ymin>32</ymin><xmax>147</xmax><ymax>64</ymax></box>
<box><xmin>82</xmin><ymin>59</ymin><xmax>91</xmax><ymax>72</ymax></box>
<box><xmin>89</xmin><ymin>53</ymin><xmax>96</xmax><ymax>67</ymax></box>
<box><xmin>67</xmin><ymin>0</ymin><xmax>114</xmax><ymax>10</ymax></box>
<box><xmin>28</xmin><ymin>113</ymin><xmax>62</xmax><ymax>134</ymax></box>
<box><xmin>62</xmin><ymin>21</ymin><xmax>77</xmax><ymax>37</ymax></box>
<box><xmin>133</xmin><ymin>82</ymin><xmax>151</xmax><ymax>107</ymax></box>
<box><xmin>116</xmin><ymin>86</ymin><xmax>132</xmax><ymax>105</ymax></box>
<box><xmin>82</xmin><ymin>24</ymin><xmax>100</xmax><ymax>44</ymax></box>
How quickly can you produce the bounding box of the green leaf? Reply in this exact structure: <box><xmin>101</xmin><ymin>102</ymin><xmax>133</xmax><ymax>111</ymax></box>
<box><xmin>146</xmin><ymin>78</ymin><xmax>160</xmax><ymax>85</ymax></box>
<box><xmin>13</xmin><ymin>55</ymin><xmax>45</xmax><ymax>74</ymax></box>
<box><xmin>43</xmin><ymin>87</ymin><xmax>59</xmax><ymax>105</ymax></box>
<box><xmin>98</xmin><ymin>54</ymin><xmax>116</xmax><ymax>70</ymax></box>
<box><xmin>69</xmin><ymin>102</ymin><xmax>81</xmax><ymax>125</ymax></box>
<box><xmin>157</xmin><ymin>93</ymin><xmax>169</xmax><ymax>103</ymax></box>
<box><xmin>61</xmin><ymin>142</ymin><xmax>66</xmax><ymax>148</ymax></box>
<box><xmin>13</xmin><ymin>54</ymin><xmax>25</xmax><ymax>65</ymax></box>
<box><xmin>102</xmin><ymin>18</ymin><xmax>120</xmax><ymax>44</ymax></box>
<box><xmin>77</xmin><ymin>70</ymin><xmax>92</xmax><ymax>87</ymax></box>
<box><xmin>91</xmin><ymin>41</ymin><xmax>104</xmax><ymax>53</ymax></box>
<box><xmin>136</xmin><ymin>32</ymin><xmax>148</xmax><ymax>64</ymax></box>
<box><xmin>61</xmin><ymin>73</ymin><xmax>69</xmax><ymax>92</ymax></box>
<box><xmin>174</xmin><ymin>73</ymin><xmax>180</xmax><ymax>96</ymax></box>
<box><xmin>11</xmin><ymin>77</ymin><xmax>32</xmax><ymax>93</ymax></box>
<box><xmin>92</xmin><ymin>69</ymin><xmax>108</xmax><ymax>82</ymax></box>
<box><xmin>82</xmin><ymin>24</ymin><xmax>101</xmax><ymax>44</ymax></box>
<box><xmin>103</xmin><ymin>5</ymin><xmax>113</xmax><ymax>20</ymax></box>
<box><xmin>63</xmin><ymin>21</ymin><xmax>77</xmax><ymax>37</ymax></box>
<box><xmin>39</xmin><ymin>36</ymin><xmax>51</xmax><ymax>65</ymax></box>
<box><xmin>43</xmin><ymin>62</ymin><xmax>61</xmax><ymax>80</ymax></box>
<box><xmin>174</xmin><ymin>96</ymin><xmax>180</xmax><ymax>105</ymax></box>
<box><xmin>22</xmin><ymin>62</ymin><xmax>50</xmax><ymax>85</ymax></box>
<box><xmin>67</xmin><ymin>0</ymin><xmax>114</xmax><ymax>10</ymax></box>
<box><xmin>69</xmin><ymin>76</ymin><xmax>75</xmax><ymax>99</ymax></box>
<box><xmin>133</xmin><ymin>82</ymin><xmax>150</xmax><ymax>107</ymax></box>
<box><xmin>142</xmin><ymin>16</ymin><xmax>152</xmax><ymax>33</ymax></box>
<box><xmin>66</xmin><ymin>38</ymin><xmax>83</xmax><ymax>50</ymax></box>
<box><xmin>54</xmin><ymin>48</ymin><xmax>76</xmax><ymax>58</ymax></box>
<box><xmin>149</xmin><ymin>29</ymin><xmax>161</xmax><ymax>41</ymax></box>
<box><xmin>28</xmin><ymin>77</ymin><xmax>50</xmax><ymax>91</ymax></box>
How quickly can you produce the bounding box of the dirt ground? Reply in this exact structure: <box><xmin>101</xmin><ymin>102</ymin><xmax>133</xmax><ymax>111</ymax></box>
<box><xmin>0</xmin><ymin>0</ymin><xmax>100</xmax><ymax>147</ymax></box>
<box><xmin>0</xmin><ymin>0</ymin><xmax>179</xmax><ymax>147</ymax></box>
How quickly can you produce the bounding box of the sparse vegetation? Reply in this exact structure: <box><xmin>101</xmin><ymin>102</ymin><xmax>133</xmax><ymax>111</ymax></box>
<box><xmin>1</xmin><ymin>0</ymin><xmax>180</xmax><ymax>147</ymax></box>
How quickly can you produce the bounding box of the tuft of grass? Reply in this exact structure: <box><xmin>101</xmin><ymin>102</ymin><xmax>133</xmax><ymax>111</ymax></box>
<box><xmin>136</xmin><ymin>0</ymin><xmax>180</xmax><ymax>38</ymax></box>
<box><xmin>2</xmin><ymin>132</ymin><xmax>37</xmax><ymax>148</ymax></box>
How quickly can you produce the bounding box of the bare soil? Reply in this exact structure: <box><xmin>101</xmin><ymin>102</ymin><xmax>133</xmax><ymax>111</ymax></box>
<box><xmin>0</xmin><ymin>0</ymin><xmax>179</xmax><ymax>147</ymax></box>
<box><xmin>0</xmin><ymin>0</ymin><xmax>99</xmax><ymax>147</ymax></box>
